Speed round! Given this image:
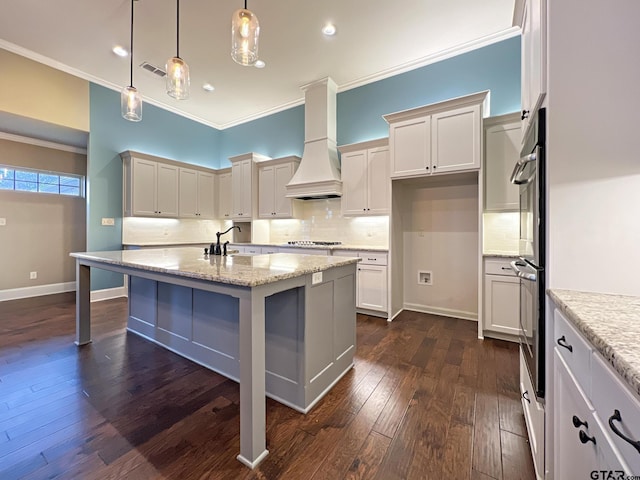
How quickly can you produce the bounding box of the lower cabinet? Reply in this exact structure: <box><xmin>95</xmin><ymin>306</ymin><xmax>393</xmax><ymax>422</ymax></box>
<box><xmin>334</xmin><ymin>250</ymin><xmax>388</xmax><ymax>316</ymax></box>
<box><xmin>484</xmin><ymin>258</ymin><xmax>519</xmax><ymax>338</ymax></box>
<box><xmin>551</xmin><ymin>306</ymin><xmax>636</xmax><ymax>478</ymax></box>
<box><xmin>520</xmin><ymin>347</ymin><xmax>545</xmax><ymax>480</ymax></box>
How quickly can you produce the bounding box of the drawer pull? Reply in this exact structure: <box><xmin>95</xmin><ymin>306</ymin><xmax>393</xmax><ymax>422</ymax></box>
<box><xmin>367</xmin><ymin>258</ymin><xmax>376</xmax><ymax>261</ymax></box>
<box><xmin>522</xmin><ymin>391</ymin><xmax>531</xmax><ymax>404</ymax></box>
<box><xmin>608</xmin><ymin>409</ymin><xmax>640</xmax><ymax>454</ymax></box>
<box><xmin>501</xmin><ymin>267</ymin><xmax>511</xmax><ymax>270</ymax></box>
<box><xmin>579</xmin><ymin>430</ymin><xmax>596</xmax><ymax>445</ymax></box>
<box><xmin>572</xmin><ymin>415</ymin><xmax>588</xmax><ymax>429</ymax></box>
<box><xmin>557</xmin><ymin>336</ymin><xmax>573</xmax><ymax>352</ymax></box>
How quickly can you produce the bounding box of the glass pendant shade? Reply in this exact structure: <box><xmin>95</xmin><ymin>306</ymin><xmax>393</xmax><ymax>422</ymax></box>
<box><xmin>166</xmin><ymin>56</ymin><xmax>190</xmax><ymax>99</ymax></box>
<box><xmin>121</xmin><ymin>85</ymin><xmax>142</xmax><ymax>122</ymax></box>
<box><xmin>231</xmin><ymin>8</ymin><xmax>259</xmax><ymax>66</ymax></box>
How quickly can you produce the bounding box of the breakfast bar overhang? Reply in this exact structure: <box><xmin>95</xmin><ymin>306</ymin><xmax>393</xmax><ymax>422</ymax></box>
<box><xmin>70</xmin><ymin>248</ymin><xmax>359</xmax><ymax>469</ymax></box>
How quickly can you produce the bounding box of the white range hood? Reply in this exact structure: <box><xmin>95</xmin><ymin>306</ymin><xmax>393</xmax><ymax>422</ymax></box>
<box><xmin>285</xmin><ymin>77</ymin><xmax>342</xmax><ymax>199</ymax></box>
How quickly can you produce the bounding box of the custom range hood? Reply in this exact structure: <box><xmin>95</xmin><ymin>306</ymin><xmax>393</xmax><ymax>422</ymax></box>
<box><xmin>286</xmin><ymin>77</ymin><xmax>342</xmax><ymax>199</ymax></box>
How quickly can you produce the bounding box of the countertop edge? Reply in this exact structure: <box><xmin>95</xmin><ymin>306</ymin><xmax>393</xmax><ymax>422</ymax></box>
<box><xmin>548</xmin><ymin>288</ymin><xmax>640</xmax><ymax>399</ymax></box>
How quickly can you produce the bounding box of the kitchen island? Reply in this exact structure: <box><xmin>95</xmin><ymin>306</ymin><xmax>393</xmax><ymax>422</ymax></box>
<box><xmin>70</xmin><ymin>247</ymin><xmax>359</xmax><ymax>469</ymax></box>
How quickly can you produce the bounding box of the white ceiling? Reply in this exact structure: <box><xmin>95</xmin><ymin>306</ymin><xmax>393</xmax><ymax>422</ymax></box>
<box><xmin>0</xmin><ymin>0</ymin><xmax>517</xmax><ymax>130</ymax></box>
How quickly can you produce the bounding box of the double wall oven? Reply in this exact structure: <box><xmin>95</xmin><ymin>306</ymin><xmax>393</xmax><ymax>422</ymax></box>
<box><xmin>510</xmin><ymin>108</ymin><xmax>546</xmax><ymax>400</ymax></box>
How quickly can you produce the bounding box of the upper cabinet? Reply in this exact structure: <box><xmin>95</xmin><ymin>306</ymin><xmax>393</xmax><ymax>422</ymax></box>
<box><xmin>122</xmin><ymin>152</ymin><xmax>179</xmax><ymax>217</ymax></box>
<box><xmin>230</xmin><ymin>152</ymin><xmax>270</xmax><ymax>221</ymax></box>
<box><xmin>484</xmin><ymin>113</ymin><xmax>521</xmax><ymax>211</ymax></box>
<box><xmin>178</xmin><ymin>168</ymin><xmax>215</xmax><ymax>218</ymax></box>
<box><xmin>518</xmin><ymin>0</ymin><xmax>547</xmax><ymax>137</ymax></box>
<box><xmin>257</xmin><ymin>156</ymin><xmax>301</xmax><ymax>219</ymax></box>
<box><xmin>338</xmin><ymin>138</ymin><xmax>390</xmax><ymax>216</ymax></box>
<box><xmin>384</xmin><ymin>91</ymin><xmax>488</xmax><ymax>180</ymax></box>
<box><xmin>217</xmin><ymin>168</ymin><xmax>232</xmax><ymax>219</ymax></box>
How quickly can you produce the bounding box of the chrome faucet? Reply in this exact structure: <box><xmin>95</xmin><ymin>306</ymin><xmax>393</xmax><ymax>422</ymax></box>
<box><xmin>212</xmin><ymin>226</ymin><xmax>241</xmax><ymax>255</ymax></box>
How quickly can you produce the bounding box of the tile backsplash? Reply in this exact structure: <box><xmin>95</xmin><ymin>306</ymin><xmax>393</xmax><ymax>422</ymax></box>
<box><xmin>483</xmin><ymin>212</ymin><xmax>519</xmax><ymax>254</ymax></box>
<box><xmin>123</xmin><ymin>217</ymin><xmax>222</xmax><ymax>245</ymax></box>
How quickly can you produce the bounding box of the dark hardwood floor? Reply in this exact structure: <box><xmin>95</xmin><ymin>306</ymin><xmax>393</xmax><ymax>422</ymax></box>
<box><xmin>0</xmin><ymin>293</ymin><xmax>536</xmax><ymax>480</ymax></box>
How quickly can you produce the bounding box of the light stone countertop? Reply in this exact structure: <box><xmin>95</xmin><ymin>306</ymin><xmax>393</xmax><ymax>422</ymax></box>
<box><xmin>71</xmin><ymin>247</ymin><xmax>360</xmax><ymax>288</ymax></box>
<box><xmin>483</xmin><ymin>252</ymin><xmax>519</xmax><ymax>259</ymax></box>
<box><xmin>122</xmin><ymin>241</ymin><xmax>388</xmax><ymax>252</ymax></box>
<box><xmin>548</xmin><ymin>289</ymin><xmax>640</xmax><ymax>398</ymax></box>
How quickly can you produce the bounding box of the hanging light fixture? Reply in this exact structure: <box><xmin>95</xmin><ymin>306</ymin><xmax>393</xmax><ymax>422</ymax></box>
<box><xmin>231</xmin><ymin>0</ymin><xmax>260</xmax><ymax>66</ymax></box>
<box><xmin>121</xmin><ymin>0</ymin><xmax>142</xmax><ymax>122</ymax></box>
<box><xmin>166</xmin><ymin>0</ymin><xmax>190</xmax><ymax>99</ymax></box>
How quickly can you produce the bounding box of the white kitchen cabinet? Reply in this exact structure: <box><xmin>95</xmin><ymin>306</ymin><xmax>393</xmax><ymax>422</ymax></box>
<box><xmin>484</xmin><ymin>113</ymin><xmax>521</xmax><ymax>211</ymax></box>
<box><xmin>483</xmin><ymin>258</ymin><xmax>520</xmax><ymax>338</ymax></box>
<box><xmin>518</xmin><ymin>0</ymin><xmax>546</xmax><ymax>137</ymax></box>
<box><xmin>338</xmin><ymin>139</ymin><xmax>390</xmax><ymax>216</ymax></box>
<box><xmin>384</xmin><ymin>91</ymin><xmax>488</xmax><ymax>179</ymax></box>
<box><xmin>431</xmin><ymin>104</ymin><xmax>481</xmax><ymax>174</ymax></box>
<box><xmin>520</xmin><ymin>347</ymin><xmax>544</xmax><ymax>480</ymax></box>
<box><xmin>333</xmin><ymin>250</ymin><xmax>388</xmax><ymax>315</ymax></box>
<box><xmin>550</xmin><ymin>304</ymin><xmax>634</xmax><ymax>478</ymax></box>
<box><xmin>122</xmin><ymin>153</ymin><xmax>179</xmax><ymax>217</ymax></box>
<box><xmin>217</xmin><ymin>169</ymin><xmax>232</xmax><ymax>219</ymax></box>
<box><xmin>230</xmin><ymin>153</ymin><xmax>270</xmax><ymax>221</ymax></box>
<box><xmin>258</xmin><ymin>156</ymin><xmax>300</xmax><ymax>218</ymax></box>
<box><xmin>178</xmin><ymin>168</ymin><xmax>215</xmax><ymax>218</ymax></box>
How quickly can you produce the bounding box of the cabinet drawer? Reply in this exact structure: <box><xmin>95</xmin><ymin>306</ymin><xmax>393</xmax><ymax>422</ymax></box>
<box><xmin>520</xmin><ymin>347</ymin><xmax>544</xmax><ymax>478</ymax></box>
<box><xmin>554</xmin><ymin>309</ymin><xmax>593</xmax><ymax>397</ymax></box>
<box><xmin>484</xmin><ymin>258</ymin><xmax>517</xmax><ymax>276</ymax></box>
<box><xmin>358</xmin><ymin>252</ymin><xmax>388</xmax><ymax>265</ymax></box>
<box><xmin>591</xmin><ymin>353</ymin><xmax>640</xmax><ymax>474</ymax></box>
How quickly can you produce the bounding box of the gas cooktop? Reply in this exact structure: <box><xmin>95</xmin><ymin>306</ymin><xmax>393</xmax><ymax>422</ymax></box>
<box><xmin>285</xmin><ymin>241</ymin><xmax>342</xmax><ymax>246</ymax></box>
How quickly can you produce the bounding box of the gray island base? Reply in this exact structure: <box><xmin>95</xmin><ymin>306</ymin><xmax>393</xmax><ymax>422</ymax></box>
<box><xmin>70</xmin><ymin>248</ymin><xmax>358</xmax><ymax>469</ymax></box>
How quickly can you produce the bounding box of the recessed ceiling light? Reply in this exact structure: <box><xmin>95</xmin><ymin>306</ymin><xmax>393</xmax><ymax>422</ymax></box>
<box><xmin>202</xmin><ymin>83</ymin><xmax>215</xmax><ymax>92</ymax></box>
<box><xmin>112</xmin><ymin>45</ymin><xmax>128</xmax><ymax>57</ymax></box>
<box><xmin>255</xmin><ymin>60</ymin><xmax>266</xmax><ymax>69</ymax></box>
<box><xmin>322</xmin><ymin>23</ymin><xmax>336</xmax><ymax>36</ymax></box>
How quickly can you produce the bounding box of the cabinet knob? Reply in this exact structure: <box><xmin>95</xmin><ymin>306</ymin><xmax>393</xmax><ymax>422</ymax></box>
<box><xmin>572</xmin><ymin>415</ymin><xmax>588</xmax><ymax>429</ymax></box>
<box><xmin>579</xmin><ymin>430</ymin><xmax>596</xmax><ymax>445</ymax></box>
<box><xmin>425</xmin><ymin>166</ymin><xmax>429</xmax><ymax>170</ymax></box>
<box><xmin>521</xmin><ymin>109</ymin><xmax>530</xmax><ymax>120</ymax></box>
<box><xmin>432</xmin><ymin>165</ymin><xmax>437</xmax><ymax>170</ymax></box>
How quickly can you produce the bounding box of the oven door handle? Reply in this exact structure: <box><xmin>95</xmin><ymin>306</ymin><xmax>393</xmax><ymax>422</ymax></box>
<box><xmin>510</xmin><ymin>260</ymin><xmax>537</xmax><ymax>281</ymax></box>
<box><xmin>510</xmin><ymin>149</ymin><xmax>538</xmax><ymax>185</ymax></box>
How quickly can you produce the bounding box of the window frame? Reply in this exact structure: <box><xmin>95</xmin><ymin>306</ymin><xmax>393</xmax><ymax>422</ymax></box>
<box><xmin>0</xmin><ymin>164</ymin><xmax>85</xmax><ymax>198</ymax></box>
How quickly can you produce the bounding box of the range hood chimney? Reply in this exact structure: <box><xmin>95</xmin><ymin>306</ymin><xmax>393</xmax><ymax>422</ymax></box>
<box><xmin>286</xmin><ymin>77</ymin><xmax>342</xmax><ymax>199</ymax></box>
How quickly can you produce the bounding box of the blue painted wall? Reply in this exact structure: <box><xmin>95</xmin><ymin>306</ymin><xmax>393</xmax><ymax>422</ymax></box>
<box><xmin>87</xmin><ymin>36</ymin><xmax>520</xmax><ymax>289</ymax></box>
<box><xmin>88</xmin><ymin>84</ymin><xmax>221</xmax><ymax>289</ymax></box>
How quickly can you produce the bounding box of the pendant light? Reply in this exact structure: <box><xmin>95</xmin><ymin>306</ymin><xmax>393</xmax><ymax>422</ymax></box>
<box><xmin>231</xmin><ymin>0</ymin><xmax>260</xmax><ymax>66</ymax></box>
<box><xmin>166</xmin><ymin>0</ymin><xmax>190</xmax><ymax>99</ymax></box>
<box><xmin>121</xmin><ymin>0</ymin><xmax>142</xmax><ymax>122</ymax></box>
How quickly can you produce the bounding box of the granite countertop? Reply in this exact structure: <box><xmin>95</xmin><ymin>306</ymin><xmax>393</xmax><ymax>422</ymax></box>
<box><xmin>71</xmin><ymin>247</ymin><xmax>359</xmax><ymax>288</ymax></box>
<box><xmin>483</xmin><ymin>251</ymin><xmax>519</xmax><ymax>258</ymax></box>
<box><xmin>236</xmin><ymin>243</ymin><xmax>389</xmax><ymax>252</ymax></box>
<box><xmin>548</xmin><ymin>289</ymin><xmax>640</xmax><ymax>397</ymax></box>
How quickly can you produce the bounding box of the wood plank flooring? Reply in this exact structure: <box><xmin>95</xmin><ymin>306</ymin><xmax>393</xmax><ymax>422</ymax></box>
<box><xmin>0</xmin><ymin>293</ymin><xmax>536</xmax><ymax>479</ymax></box>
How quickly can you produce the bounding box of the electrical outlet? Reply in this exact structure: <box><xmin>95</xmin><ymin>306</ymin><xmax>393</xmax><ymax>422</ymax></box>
<box><xmin>101</xmin><ymin>218</ymin><xmax>115</xmax><ymax>226</ymax></box>
<box><xmin>30</xmin><ymin>271</ymin><xmax>37</xmax><ymax>280</ymax></box>
<box><xmin>312</xmin><ymin>272</ymin><xmax>323</xmax><ymax>285</ymax></box>
<box><xmin>0</xmin><ymin>218</ymin><xmax>6</xmax><ymax>226</ymax></box>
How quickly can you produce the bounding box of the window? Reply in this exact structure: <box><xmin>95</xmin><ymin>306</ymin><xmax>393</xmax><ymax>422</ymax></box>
<box><xmin>0</xmin><ymin>165</ymin><xmax>84</xmax><ymax>197</ymax></box>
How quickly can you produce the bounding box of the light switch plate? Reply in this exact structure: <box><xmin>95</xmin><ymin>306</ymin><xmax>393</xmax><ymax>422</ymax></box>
<box><xmin>101</xmin><ymin>218</ymin><xmax>115</xmax><ymax>226</ymax></box>
<box><xmin>0</xmin><ymin>218</ymin><xmax>6</xmax><ymax>226</ymax></box>
<box><xmin>312</xmin><ymin>272</ymin><xmax>323</xmax><ymax>285</ymax></box>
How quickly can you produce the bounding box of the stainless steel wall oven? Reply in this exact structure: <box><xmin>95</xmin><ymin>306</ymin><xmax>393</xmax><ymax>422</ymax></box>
<box><xmin>510</xmin><ymin>108</ymin><xmax>546</xmax><ymax>399</ymax></box>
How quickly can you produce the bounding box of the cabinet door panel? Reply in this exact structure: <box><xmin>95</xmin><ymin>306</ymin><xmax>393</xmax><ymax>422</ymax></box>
<box><xmin>484</xmin><ymin>274</ymin><xmax>520</xmax><ymax>335</ymax></box>
<box><xmin>197</xmin><ymin>171</ymin><xmax>216</xmax><ymax>218</ymax></box>
<box><xmin>390</xmin><ymin>117</ymin><xmax>430</xmax><ymax>178</ymax></box>
<box><xmin>432</xmin><ymin>105</ymin><xmax>480</xmax><ymax>173</ymax></box>
<box><xmin>341</xmin><ymin>151</ymin><xmax>367</xmax><ymax>215</ymax></box>
<box><xmin>274</xmin><ymin>163</ymin><xmax>294</xmax><ymax>217</ymax></box>
<box><xmin>367</xmin><ymin>147</ymin><xmax>390</xmax><ymax>215</ymax></box>
<box><xmin>217</xmin><ymin>172</ymin><xmax>232</xmax><ymax>218</ymax></box>
<box><xmin>232</xmin><ymin>161</ymin><xmax>245</xmax><ymax>218</ymax></box>
<box><xmin>485</xmin><ymin>122</ymin><xmax>521</xmax><ymax>211</ymax></box>
<box><xmin>178</xmin><ymin>168</ymin><xmax>198</xmax><ymax>217</ymax></box>
<box><xmin>258</xmin><ymin>166</ymin><xmax>275</xmax><ymax>218</ymax></box>
<box><xmin>132</xmin><ymin>158</ymin><xmax>157</xmax><ymax>216</ymax></box>
<box><xmin>358</xmin><ymin>264</ymin><xmax>387</xmax><ymax>312</ymax></box>
<box><xmin>156</xmin><ymin>164</ymin><xmax>179</xmax><ymax>217</ymax></box>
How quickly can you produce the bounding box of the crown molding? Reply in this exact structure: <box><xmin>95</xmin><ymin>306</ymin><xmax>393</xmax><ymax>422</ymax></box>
<box><xmin>0</xmin><ymin>131</ymin><xmax>87</xmax><ymax>154</ymax></box>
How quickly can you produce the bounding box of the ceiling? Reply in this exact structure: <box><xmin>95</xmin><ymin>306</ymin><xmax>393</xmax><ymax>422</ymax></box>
<box><xmin>0</xmin><ymin>0</ymin><xmax>517</xmax><ymax>130</ymax></box>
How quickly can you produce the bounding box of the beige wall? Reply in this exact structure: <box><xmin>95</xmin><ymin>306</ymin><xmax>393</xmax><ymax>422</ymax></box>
<box><xmin>0</xmin><ymin>138</ymin><xmax>86</xmax><ymax>290</ymax></box>
<box><xmin>0</xmin><ymin>49</ymin><xmax>89</xmax><ymax>132</ymax></box>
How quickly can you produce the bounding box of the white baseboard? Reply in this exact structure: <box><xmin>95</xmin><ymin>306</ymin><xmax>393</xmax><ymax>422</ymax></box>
<box><xmin>403</xmin><ymin>303</ymin><xmax>478</xmax><ymax>322</ymax></box>
<box><xmin>0</xmin><ymin>283</ymin><xmax>128</xmax><ymax>302</ymax></box>
<box><xmin>90</xmin><ymin>286</ymin><xmax>128</xmax><ymax>302</ymax></box>
<box><xmin>0</xmin><ymin>282</ymin><xmax>76</xmax><ymax>302</ymax></box>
